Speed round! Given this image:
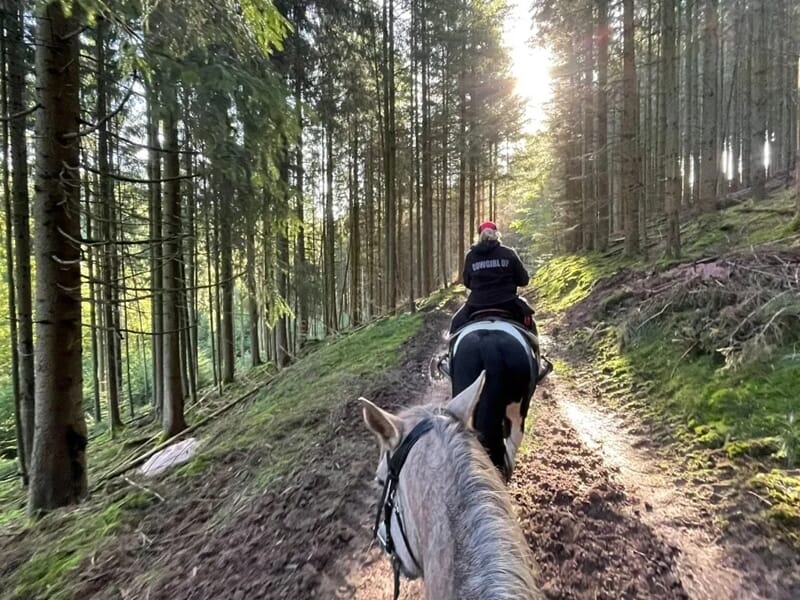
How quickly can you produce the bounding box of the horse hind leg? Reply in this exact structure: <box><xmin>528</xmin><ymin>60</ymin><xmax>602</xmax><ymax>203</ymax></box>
<box><xmin>503</xmin><ymin>401</ymin><xmax>526</xmax><ymax>477</ymax></box>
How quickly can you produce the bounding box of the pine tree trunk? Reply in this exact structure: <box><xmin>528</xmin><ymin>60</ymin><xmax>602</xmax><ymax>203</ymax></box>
<box><xmin>663</xmin><ymin>0</ymin><xmax>681</xmax><ymax>257</ymax></box>
<box><xmin>246</xmin><ymin>211</ymin><xmax>261</xmax><ymax>367</ymax></box>
<box><xmin>582</xmin><ymin>10</ymin><xmax>595</xmax><ymax>251</ymax></box>
<box><xmin>350</xmin><ymin>125</ymin><xmax>362</xmax><ymax>325</ymax></box>
<box><xmin>682</xmin><ymin>0</ymin><xmax>695</xmax><ymax>204</ymax></box>
<box><xmin>1</xmin><ymin>20</ymin><xmax>26</xmax><ymax>483</ymax></box>
<box><xmin>7</xmin><ymin>0</ymin><xmax>35</xmax><ymax>466</ymax></box>
<box><xmin>383</xmin><ymin>0</ymin><xmax>398</xmax><ymax>312</ymax></box>
<box><xmin>204</xmin><ymin>198</ymin><xmax>219</xmax><ymax>388</ymax></box>
<box><xmin>439</xmin><ymin>50</ymin><xmax>449</xmax><ymax>286</ymax></box>
<box><xmin>96</xmin><ymin>20</ymin><xmax>122</xmax><ymax>431</ymax></box>
<box><xmin>294</xmin><ymin>54</ymin><xmax>308</xmax><ymax>345</ymax></box>
<box><xmin>276</xmin><ymin>185</ymin><xmax>290</xmax><ymax>367</ymax></box>
<box><xmin>366</xmin><ymin>135</ymin><xmax>376</xmax><ymax>318</ymax></box>
<box><xmin>421</xmin><ymin>0</ymin><xmax>434</xmax><ymax>296</ymax></box>
<box><xmin>182</xmin><ymin>98</ymin><xmax>198</xmax><ymax>401</ymax></box>
<box><xmin>220</xmin><ymin>177</ymin><xmax>235</xmax><ymax>383</ymax></box>
<box><xmin>457</xmin><ymin>86</ymin><xmax>466</xmax><ymax>271</ymax></box>
<box><xmin>699</xmin><ymin>0</ymin><xmax>719</xmax><ymax>211</ymax></box>
<box><xmin>81</xmin><ymin>153</ymin><xmax>101</xmax><ymax>423</ymax></box>
<box><xmin>161</xmin><ymin>88</ymin><xmax>187</xmax><ymax>436</ymax></box>
<box><xmin>324</xmin><ymin>127</ymin><xmax>337</xmax><ymax>333</ymax></box>
<box><xmin>28</xmin><ymin>0</ymin><xmax>88</xmax><ymax>513</ymax></box>
<box><xmin>596</xmin><ymin>0</ymin><xmax>610</xmax><ymax>251</ymax></box>
<box><xmin>622</xmin><ymin>0</ymin><xmax>641</xmax><ymax>256</ymax></box>
<box><xmin>147</xmin><ymin>87</ymin><xmax>163</xmax><ymax>415</ymax></box>
<box><xmin>751</xmin><ymin>0</ymin><xmax>768</xmax><ymax>199</ymax></box>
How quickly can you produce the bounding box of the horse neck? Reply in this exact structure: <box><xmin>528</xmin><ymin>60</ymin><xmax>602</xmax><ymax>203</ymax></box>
<box><xmin>399</xmin><ymin>420</ymin><xmax>539</xmax><ymax>600</ymax></box>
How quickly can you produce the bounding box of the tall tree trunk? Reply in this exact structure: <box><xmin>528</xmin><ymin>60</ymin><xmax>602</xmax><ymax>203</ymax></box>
<box><xmin>439</xmin><ymin>49</ymin><xmax>450</xmax><ymax>286</ymax></box>
<box><xmin>751</xmin><ymin>0</ymin><xmax>768</xmax><ymax>199</ymax></box>
<box><xmin>161</xmin><ymin>89</ymin><xmax>187</xmax><ymax>436</ymax></box>
<box><xmin>682</xmin><ymin>0</ymin><xmax>695</xmax><ymax>204</ymax></box>
<box><xmin>204</xmin><ymin>197</ymin><xmax>219</xmax><ymax>388</ymax></box>
<box><xmin>7</xmin><ymin>0</ymin><xmax>35</xmax><ymax>467</ymax></box>
<box><xmin>699</xmin><ymin>0</ymin><xmax>719</xmax><ymax>211</ymax></box>
<box><xmin>246</xmin><ymin>210</ymin><xmax>261</xmax><ymax>367</ymax></box>
<box><xmin>795</xmin><ymin>52</ymin><xmax>800</xmax><ymax>217</ymax></box>
<box><xmin>366</xmin><ymin>134</ymin><xmax>376</xmax><ymax>318</ymax></box>
<box><xmin>294</xmin><ymin>49</ymin><xmax>308</xmax><ymax>346</ymax></box>
<box><xmin>1</xmin><ymin>19</ymin><xmax>26</xmax><ymax>484</ymax></box>
<box><xmin>81</xmin><ymin>152</ymin><xmax>101</xmax><ymax>423</ymax></box>
<box><xmin>220</xmin><ymin>179</ymin><xmax>235</xmax><ymax>384</ymax></box>
<box><xmin>350</xmin><ymin>124</ymin><xmax>362</xmax><ymax>325</ymax></box>
<box><xmin>421</xmin><ymin>0</ymin><xmax>434</xmax><ymax>295</ymax></box>
<box><xmin>147</xmin><ymin>87</ymin><xmax>163</xmax><ymax>415</ymax></box>
<box><xmin>96</xmin><ymin>20</ymin><xmax>122</xmax><ymax>431</ymax></box>
<box><xmin>28</xmin><ymin>0</ymin><xmax>88</xmax><ymax>513</ymax></box>
<box><xmin>596</xmin><ymin>0</ymin><xmax>610</xmax><ymax>251</ymax></box>
<box><xmin>182</xmin><ymin>96</ymin><xmax>198</xmax><ymax>401</ymax></box>
<box><xmin>324</xmin><ymin>127</ymin><xmax>337</xmax><ymax>333</ymax></box>
<box><xmin>382</xmin><ymin>0</ymin><xmax>398</xmax><ymax>312</ymax></box>
<box><xmin>457</xmin><ymin>85</ymin><xmax>466</xmax><ymax>273</ymax></box>
<box><xmin>663</xmin><ymin>0</ymin><xmax>681</xmax><ymax>257</ymax></box>
<box><xmin>581</xmin><ymin>10</ymin><xmax>595</xmax><ymax>251</ymax></box>
<box><xmin>276</xmin><ymin>155</ymin><xmax>290</xmax><ymax>367</ymax></box>
<box><xmin>622</xmin><ymin>0</ymin><xmax>641</xmax><ymax>256</ymax></box>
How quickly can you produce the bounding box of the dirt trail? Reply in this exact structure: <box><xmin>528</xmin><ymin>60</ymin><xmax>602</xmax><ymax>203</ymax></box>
<box><xmin>64</xmin><ymin>307</ymin><xmax>797</xmax><ymax>599</ymax></box>
<box><xmin>337</xmin><ymin>319</ymin><xmax>799</xmax><ymax>600</ymax></box>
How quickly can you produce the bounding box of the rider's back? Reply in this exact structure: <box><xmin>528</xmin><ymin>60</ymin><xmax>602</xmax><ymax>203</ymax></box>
<box><xmin>462</xmin><ymin>239</ymin><xmax>529</xmax><ymax>309</ymax></box>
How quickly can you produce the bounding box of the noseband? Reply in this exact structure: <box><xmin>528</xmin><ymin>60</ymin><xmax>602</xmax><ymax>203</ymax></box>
<box><xmin>372</xmin><ymin>418</ymin><xmax>435</xmax><ymax>600</ymax></box>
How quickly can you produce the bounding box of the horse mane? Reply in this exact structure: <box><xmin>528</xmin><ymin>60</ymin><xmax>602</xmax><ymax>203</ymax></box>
<box><xmin>400</xmin><ymin>405</ymin><xmax>539</xmax><ymax>599</ymax></box>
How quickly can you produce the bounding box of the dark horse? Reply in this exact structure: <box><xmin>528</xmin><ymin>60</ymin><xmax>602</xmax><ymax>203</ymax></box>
<box><xmin>447</xmin><ymin>317</ymin><xmax>550</xmax><ymax>479</ymax></box>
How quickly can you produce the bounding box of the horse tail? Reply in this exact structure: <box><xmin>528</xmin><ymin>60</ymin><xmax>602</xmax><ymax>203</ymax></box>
<box><xmin>453</xmin><ymin>330</ymin><xmax>532</xmax><ymax>472</ymax></box>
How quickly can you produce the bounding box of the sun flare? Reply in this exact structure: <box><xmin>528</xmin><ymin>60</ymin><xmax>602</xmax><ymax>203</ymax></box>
<box><xmin>505</xmin><ymin>1</ymin><xmax>553</xmax><ymax>133</ymax></box>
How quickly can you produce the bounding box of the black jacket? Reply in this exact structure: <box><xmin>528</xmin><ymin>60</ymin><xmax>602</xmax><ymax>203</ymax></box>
<box><xmin>462</xmin><ymin>240</ymin><xmax>529</xmax><ymax>308</ymax></box>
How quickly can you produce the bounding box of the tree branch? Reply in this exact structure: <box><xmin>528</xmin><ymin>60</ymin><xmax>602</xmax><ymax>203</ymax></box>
<box><xmin>0</xmin><ymin>102</ymin><xmax>42</xmax><ymax>122</ymax></box>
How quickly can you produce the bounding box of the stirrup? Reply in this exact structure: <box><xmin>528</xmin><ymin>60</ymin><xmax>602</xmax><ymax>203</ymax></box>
<box><xmin>537</xmin><ymin>356</ymin><xmax>554</xmax><ymax>383</ymax></box>
<box><xmin>437</xmin><ymin>355</ymin><xmax>451</xmax><ymax>378</ymax></box>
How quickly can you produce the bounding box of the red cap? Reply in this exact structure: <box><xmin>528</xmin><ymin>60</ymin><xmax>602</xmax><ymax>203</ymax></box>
<box><xmin>478</xmin><ymin>221</ymin><xmax>497</xmax><ymax>233</ymax></box>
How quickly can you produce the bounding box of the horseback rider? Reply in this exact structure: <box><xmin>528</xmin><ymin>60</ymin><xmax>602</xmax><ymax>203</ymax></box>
<box><xmin>449</xmin><ymin>221</ymin><xmax>535</xmax><ymax>335</ymax></box>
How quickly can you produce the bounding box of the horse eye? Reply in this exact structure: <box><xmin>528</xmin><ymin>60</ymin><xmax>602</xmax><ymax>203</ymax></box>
<box><xmin>375</xmin><ymin>476</ymin><xmax>386</xmax><ymax>486</ymax></box>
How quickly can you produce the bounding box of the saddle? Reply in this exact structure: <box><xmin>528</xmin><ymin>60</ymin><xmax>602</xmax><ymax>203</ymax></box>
<box><xmin>455</xmin><ymin>309</ymin><xmax>541</xmax><ymax>357</ymax></box>
<box><xmin>443</xmin><ymin>314</ymin><xmax>552</xmax><ymax>384</ymax></box>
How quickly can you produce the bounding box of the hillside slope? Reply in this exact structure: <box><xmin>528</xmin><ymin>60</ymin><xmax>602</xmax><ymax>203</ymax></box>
<box><xmin>530</xmin><ymin>188</ymin><xmax>800</xmax><ymax>551</ymax></box>
<box><xmin>0</xmin><ymin>309</ymin><xmax>451</xmax><ymax>600</ymax></box>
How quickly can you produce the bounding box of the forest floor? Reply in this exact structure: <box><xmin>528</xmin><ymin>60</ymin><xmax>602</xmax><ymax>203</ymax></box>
<box><xmin>2</xmin><ymin>189</ymin><xmax>800</xmax><ymax>599</ymax></box>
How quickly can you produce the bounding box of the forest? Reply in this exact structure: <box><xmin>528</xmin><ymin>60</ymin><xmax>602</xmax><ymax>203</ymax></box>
<box><xmin>0</xmin><ymin>0</ymin><xmax>799</xmax><ymax>596</ymax></box>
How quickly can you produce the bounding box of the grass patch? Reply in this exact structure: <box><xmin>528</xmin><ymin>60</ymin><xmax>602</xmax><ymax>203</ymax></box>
<box><xmin>682</xmin><ymin>189</ymin><xmax>797</xmax><ymax>258</ymax></box>
<box><xmin>4</xmin><ymin>489</ymin><xmax>158</xmax><ymax>600</ymax></box>
<box><xmin>532</xmin><ymin>254</ymin><xmax>630</xmax><ymax>313</ymax></box>
<box><xmin>215</xmin><ymin>312</ymin><xmax>422</xmax><ymax>479</ymax></box>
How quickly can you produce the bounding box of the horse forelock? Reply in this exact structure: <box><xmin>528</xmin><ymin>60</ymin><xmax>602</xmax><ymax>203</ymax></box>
<box><xmin>399</xmin><ymin>404</ymin><xmax>540</xmax><ymax>599</ymax></box>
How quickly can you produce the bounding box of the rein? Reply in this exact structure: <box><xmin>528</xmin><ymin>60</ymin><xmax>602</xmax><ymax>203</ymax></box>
<box><xmin>372</xmin><ymin>418</ymin><xmax>435</xmax><ymax>600</ymax></box>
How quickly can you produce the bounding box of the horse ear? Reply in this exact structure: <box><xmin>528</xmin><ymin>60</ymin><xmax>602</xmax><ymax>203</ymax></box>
<box><xmin>446</xmin><ymin>370</ymin><xmax>486</xmax><ymax>428</ymax></box>
<box><xmin>358</xmin><ymin>397</ymin><xmax>403</xmax><ymax>449</ymax></box>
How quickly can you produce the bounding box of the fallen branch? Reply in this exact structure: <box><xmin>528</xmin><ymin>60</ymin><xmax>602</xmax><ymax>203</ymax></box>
<box><xmin>123</xmin><ymin>476</ymin><xmax>165</xmax><ymax>503</ymax></box>
<box><xmin>93</xmin><ymin>378</ymin><xmax>275</xmax><ymax>487</ymax></box>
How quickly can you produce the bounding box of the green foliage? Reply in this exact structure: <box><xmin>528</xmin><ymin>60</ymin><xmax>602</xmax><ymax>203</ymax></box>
<box><xmin>3</xmin><ymin>489</ymin><xmax>156</xmax><ymax>600</ymax></box>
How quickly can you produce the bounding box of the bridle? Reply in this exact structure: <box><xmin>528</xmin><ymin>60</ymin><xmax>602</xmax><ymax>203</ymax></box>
<box><xmin>372</xmin><ymin>418</ymin><xmax>435</xmax><ymax>600</ymax></box>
